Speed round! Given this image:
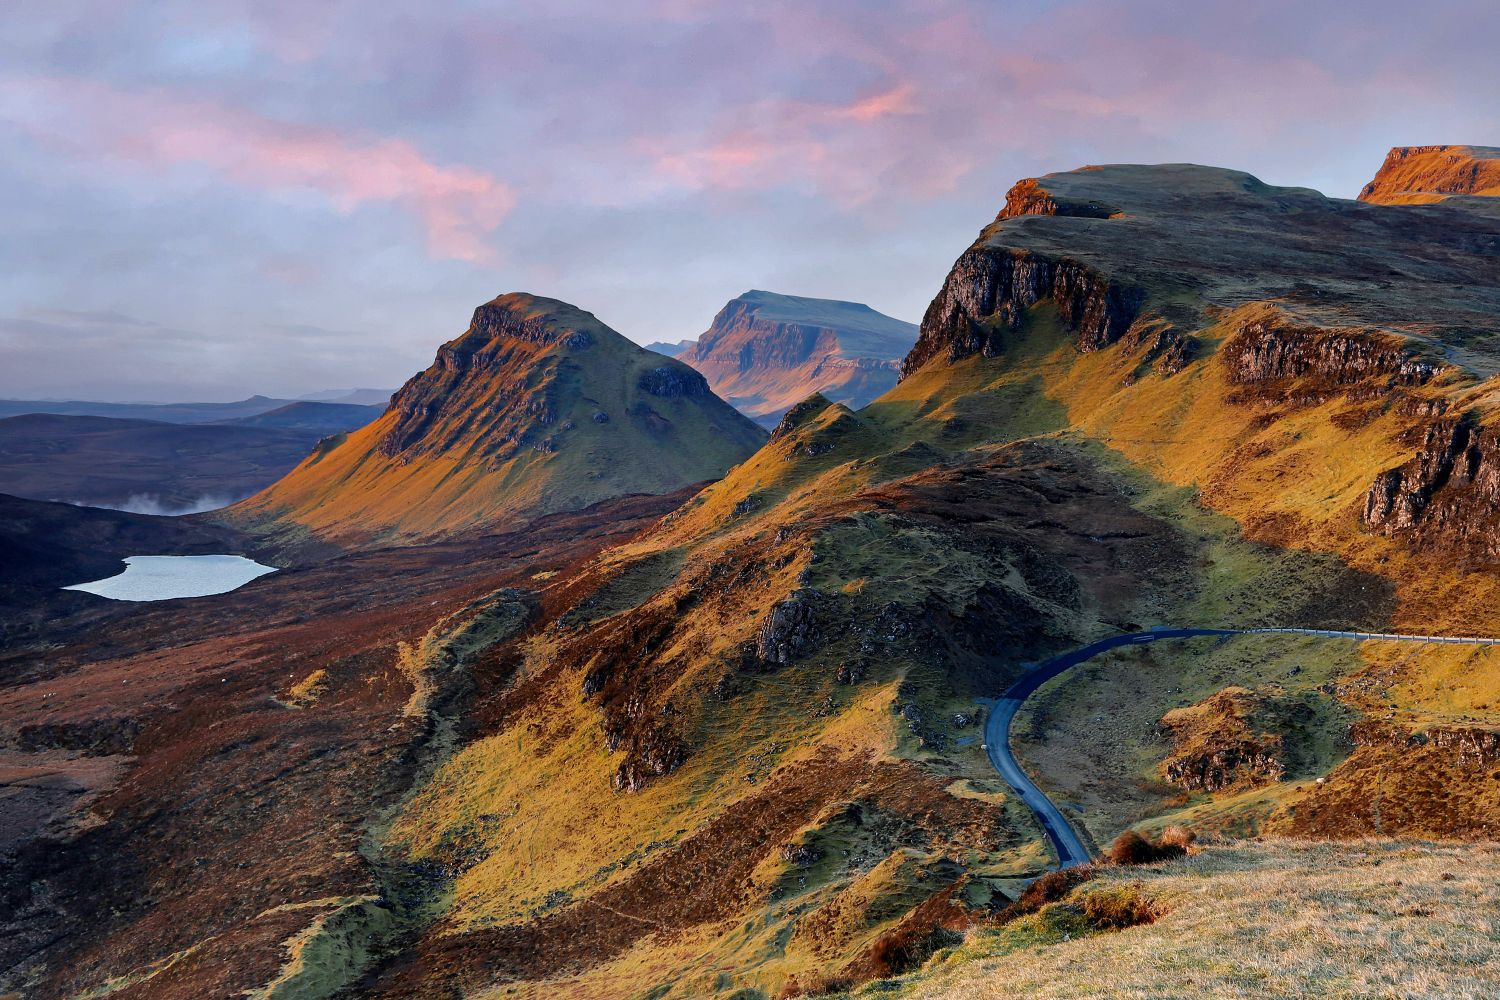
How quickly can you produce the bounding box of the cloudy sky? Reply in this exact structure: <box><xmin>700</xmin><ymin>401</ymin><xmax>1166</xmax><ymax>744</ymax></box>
<box><xmin>3</xmin><ymin>1</ymin><xmax>1497</xmax><ymax>401</ymax></box>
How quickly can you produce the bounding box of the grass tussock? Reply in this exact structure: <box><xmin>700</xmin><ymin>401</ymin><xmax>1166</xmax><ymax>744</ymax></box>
<box><xmin>1108</xmin><ymin>829</ymin><xmax>1187</xmax><ymax>866</ymax></box>
<box><xmin>1078</xmin><ymin>884</ymin><xmax>1159</xmax><ymax>930</ymax></box>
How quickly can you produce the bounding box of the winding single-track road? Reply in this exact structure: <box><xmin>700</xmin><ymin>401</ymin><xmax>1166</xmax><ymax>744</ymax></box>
<box><xmin>984</xmin><ymin>626</ymin><xmax>1500</xmax><ymax>869</ymax></box>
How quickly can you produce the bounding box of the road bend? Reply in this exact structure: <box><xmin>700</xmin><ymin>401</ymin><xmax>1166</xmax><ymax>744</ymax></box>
<box><xmin>985</xmin><ymin>627</ymin><xmax>1500</xmax><ymax>870</ymax></box>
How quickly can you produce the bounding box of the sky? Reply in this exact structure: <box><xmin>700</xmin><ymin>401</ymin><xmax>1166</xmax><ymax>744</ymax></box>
<box><xmin>2</xmin><ymin>1</ymin><xmax>1498</xmax><ymax>401</ymax></box>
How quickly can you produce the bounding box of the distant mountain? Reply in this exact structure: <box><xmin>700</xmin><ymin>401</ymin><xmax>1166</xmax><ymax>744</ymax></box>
<box><xmin>298</xmin><ymin>388</ymin><xmax>396</xmax><ymax>405</ymax></box>
<box><xmin>0</xmin><ymin>413</ymin><xmax>340</xmax><ymax>513</ymax></box>
<box><xmin>0</xmin><ymin>394</ymin><xmax>297</xmax><ymax>424</ymax></box>
<box><xmin>680</xmin><ymin>290</ymin><xmax>917</xmax><ymax>426</ymax></box>
<box><xmin>230</xmin><ymin>293</ymin><xmax>766</xmax><ymax>544</ymax></box>
<box><xmin>642</xmin><ymin>339</ymin><xmax>697</xmax><ymax>358</ymax></box>
<box><xmin>1358</xmin><ymin>144</ymin><xmax>1500</xmax><ymax>204</ymax></box>
<box><xmin>219</xmin><ymin>400</ymin><xmax>385</xmax><ymax>434</ymax></box>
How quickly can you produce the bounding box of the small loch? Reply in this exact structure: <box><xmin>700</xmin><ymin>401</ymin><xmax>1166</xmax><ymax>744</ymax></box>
<box><xmin>63</xmin><ymin>555</ymin><xmax>278</xmax><ymax>602</ymax></box>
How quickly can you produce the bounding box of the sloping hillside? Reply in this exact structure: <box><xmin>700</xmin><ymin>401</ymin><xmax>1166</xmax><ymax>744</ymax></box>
<box><xmin>229</xmin><ymin>293</ymin><xmax>766</xmax><ymax>544</ymax></box>
<box><xmin>905</xmin><ymin>840</ymin><xmax>1500</xmax><ymax>1000</ymax></box>
<box><xmin>682</xmin><ymin>290</ymin><xmax>917</xmax><ymax>425</ymax></box>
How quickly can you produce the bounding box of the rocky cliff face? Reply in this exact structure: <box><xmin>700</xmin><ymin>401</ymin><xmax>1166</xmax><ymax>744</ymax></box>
<box><xmin>900</xmin><ymin>162</ymin><xmax>1500</xmax><ymax>383</ymax></box>
<box><xmin>1362</xmin><ymin>410</ymin><xmax>1500</xmax><ymax>563</ymax></box>
<box><xmin>901</xmin><ymin>249</ymin><xmax>1146</xmax><ymax>377</ymax></box>
<box><xmin>1222</xmin><ymin>315</ymin><xmax>1442</xmax><ymax>388</ymax></box>
<box><xmin>1000</xmin><ymin>176</ymin><xmax>1120</xmax><ymax>219</ymax></box>
<box><xmin>1359</xmin><ymin>144</ymin><xmax>1500</xmax><ymax>205</ymax></box>
<box><xmin>231</xmin><ymin>293</ymin><xmax>765</xmax><ymax>543</ymax></box>
<box><xmin>682</xmin><ymin>290</ymin><xmax>916</xmax><ymax>425</ymax></box>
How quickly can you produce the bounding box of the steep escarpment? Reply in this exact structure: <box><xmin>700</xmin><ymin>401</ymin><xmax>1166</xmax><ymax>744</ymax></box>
<box><xmin>1221</xmin><ymin>316</ymin><xmax>1442</xmax><ymax>389</ymax></box>
<box><xmin>228</xmin><ymin>293</ymin><xmax>764</xmax><ymax>544</ymax></box>
<box><xmin>1359</xmin><ymin>144</ymin><xmax>1500</xmax><ymax>205</ymax></box>
<box><xmin>682</xmin><ymin>290</ymin><xmax>917</xmax><ymax>425</ymax></box>
<box><xmin>903</xmin><ymin>250</ymin><xmax>1147</xmax><ymax>376</ymax></box>
<box><xmin>902</xmin><ymin>162</ymin><xmax>1500</xmax><ymax>382</ymax></box>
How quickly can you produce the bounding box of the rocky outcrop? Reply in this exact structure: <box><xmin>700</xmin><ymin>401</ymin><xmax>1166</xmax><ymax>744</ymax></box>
<box><xmin>457</xmin><ymin>298</ymin><xmax>594</xmax><ymax>354</ymax></box>
<box><xmin>1359</xmin><ymin>145</ymin><xmax>1500</xmax><ymax>205</ymax></box>
<box><xmin>1362</xmin><ymin>411</ymin><xmax>1500</xmax><ymax>561</ymax></box>
<box><xmin>769</xmin><ymin>394</ymin><xmax>832</xmax><ymax>441</ymax></box>
<box><xmin>757</xmin><ymin>591</ymin><xmax>817</xmax><ymax>665</ymax></box>
<box><xmin>1163</xmin><ymin>742</ymin><xmax>1285</xmax><ymax>792</ymax></box>
<box><xmin>612</xmin><ymin>726</ymin><xmax>687</xmax><ymax>792</ymax></box>
<box><xmin>1223</xmin><ymin>316</ymin><xmax>1441</xmax><ymax>388</ymax></box>
<box><xmin>1001</xmin><ymin>177</ymin><xmax>1119</xmax><ymax>219</ymax></box>
<box><xmin>901</xmin><ymin>249</ymin><xmax>1144</xmax><ymax>378</ymax></box>
<box><xmin>1159</xmin><ymin>688</ymin><xmax>1302</xmax><ymax>792</ymax></box>
<box><xmin>1429</xmin><ymin>726</ymin><xmax>1500</xmax><ymax>766</ymax></box>
<box><xmin>1351</xmin><ymin>719</ymin><xmax>1500</xmax><ymax>767</ymax></box>
<box><xmin>1119</xmin><ymin>321</ymin><xmax>1197</xmax><ymax>376</ymax></box>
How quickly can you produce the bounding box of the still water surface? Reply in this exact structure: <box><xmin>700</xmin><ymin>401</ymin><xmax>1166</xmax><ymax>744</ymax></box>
<box><xmin>64</xmin><ymin>555</ymin><xmax>277</xmax><ymax>602</ymax></box>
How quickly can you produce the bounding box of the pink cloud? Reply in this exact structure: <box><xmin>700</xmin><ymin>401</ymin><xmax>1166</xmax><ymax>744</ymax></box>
<box><xmin>651</xmin><ymin>132</ymin><xmax>815</xmax><ymax>191</ymax></box>
<box><xmin>638</xmin><ymin>83</ymin><xmax>945</xmax><ymax>205</ymax></box>
<box><xmin>5</xmin><ymin>76</ymin><xmax>513</xmax><ymax>263</ymax></box>
<box><xmin>834</xmin><ymin>83</ymin><xmax>918</xmax><ymax>122</ymax></box>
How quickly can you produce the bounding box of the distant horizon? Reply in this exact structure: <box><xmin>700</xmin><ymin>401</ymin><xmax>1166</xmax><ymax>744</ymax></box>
<box><xmin>0</xmin><ymin>388</ymin><xmax>398</xmax><ymax>406</ymax></box>
<box><xmin>4</xmin><ymin>1</ymin><xmax>1498</xmax><ymax>400</ymax></box>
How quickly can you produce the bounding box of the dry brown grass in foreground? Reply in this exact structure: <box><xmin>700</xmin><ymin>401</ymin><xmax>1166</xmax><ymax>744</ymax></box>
<box><xmin>902</xmin><ymin>839</ymin><xmax>1500</xmax><ymax>1000</ymax></box>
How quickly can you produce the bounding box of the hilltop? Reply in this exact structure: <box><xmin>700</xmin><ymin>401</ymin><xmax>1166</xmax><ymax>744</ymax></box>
<box><xmin>682</xmin><ymin>290</ymin><xmax>917</xmax><ymax>425</ymax></box>
<box><xmin>905</xmin><ymin>160</ymin><xmax>1500</xmax><ymax>377</ymax></box>
<box><xmin>228</xmin><ymin>293</ymin><xmax>765</xmax><ymax>544</ymax></box>
<box><xmin>643</xmin><ymin>338</ymin><xmax>697</xmax><ymax>357</ymax></box>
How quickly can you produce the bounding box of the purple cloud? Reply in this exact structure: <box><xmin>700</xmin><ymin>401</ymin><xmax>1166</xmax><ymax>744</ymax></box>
<box><xmin>0</xmin><ymin>0</ymin><xmax>1496</xmax><ymax>399</ymax></box>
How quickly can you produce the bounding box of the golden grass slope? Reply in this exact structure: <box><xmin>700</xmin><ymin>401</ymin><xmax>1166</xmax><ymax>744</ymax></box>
<box><xmin>890</xmin><ymin>839</ymin><xmax>1500</xmax><ymax>1000</ymax></box>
